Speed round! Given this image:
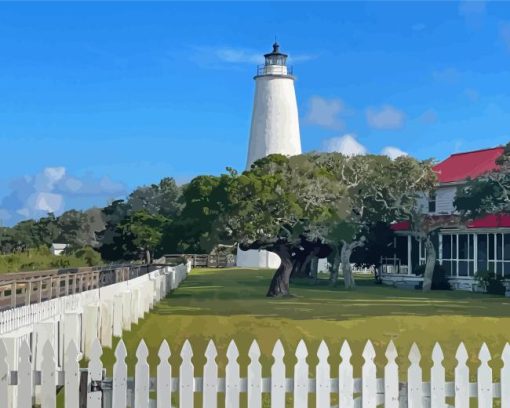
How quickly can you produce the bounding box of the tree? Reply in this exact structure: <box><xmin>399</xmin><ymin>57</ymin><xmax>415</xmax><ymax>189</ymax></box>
<box><xmin>119</xmin><ymin>211</ymin><xmax>168</xmax><ymax>263</ymax></box>
<box><xmin>223</xmin><ymin>154</ymin><xmax>342</xmax><ymax>297</ymax></box>
<box><xmin>127</xmin><ymin>177</ymin><xmax>182</xmax><ymax>218</ymax></box>
<box><xmin>455</xmin><ymin>142</ymin><xmax>510</xmax><ymax>217</ymax></box>
<box><xmin>314</xmin><ymin>154</ymin><xmax>436</xmax><ymax>289</ymax></box>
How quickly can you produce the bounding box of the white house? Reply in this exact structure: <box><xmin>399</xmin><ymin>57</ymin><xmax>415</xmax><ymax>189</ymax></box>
<box><xmin>50</xmin><ymin>243</ymin><xmax>68</xmax><ymax>256</ymax></box>
<box><xmin>381</xmin><ymin>146</ymin><xmax>510</xmax><ymax>290</ymax></box>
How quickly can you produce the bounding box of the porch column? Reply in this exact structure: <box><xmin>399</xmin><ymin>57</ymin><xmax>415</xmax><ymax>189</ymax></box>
<box><xmin>438</xmin><ymin>233</ymin><xmax>443</xmax><ymax>265</ymax></box>
<box><xmin>407</xmin><ymin>235</ymin><xmax>412</xmax><ymax>275</ymax></box>
<box><xmin>473</xmin><ymin>233</ymin><xmax>478</xmax><ymax>275</ymax></box>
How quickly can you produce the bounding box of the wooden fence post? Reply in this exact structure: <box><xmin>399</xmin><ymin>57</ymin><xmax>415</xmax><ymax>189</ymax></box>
<box><xmin>294</xmin><ymin>340</ymin><xmax>308</xmax><ymax>408</ymax></box>
<box><xmin>271</xmin><ymin>340</ymin><xmax>285</xmax><ymax>407</ymax></box>
<box><xmin>204</xmin><ymin>340</ymin><xmax>218</xmax><ymax>408</ymax></box>
<box><xmin>339</xmin><ymin>340</ymin><xmax>354</xmax><ymax>408</ymax></box>
<box><xmin>157</xmin><ymin>340</ymin><xmax>171</xmax><ymax>408</ymax></box>
<box><xmin>226</xmin><ymin>340</ymin><xmax>240</xmax><ymax>408</ymax></box>
<box><xmin>247</xmin><ymin>341</ymin><xmax>262</xmax><ymax>408</ymax></box>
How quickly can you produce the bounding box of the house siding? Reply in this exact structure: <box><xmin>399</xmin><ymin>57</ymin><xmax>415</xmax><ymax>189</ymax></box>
<box><xmin>435</xmin><ymin>186</ymin><xmax>457</xmax><ymax>214</ymax></box>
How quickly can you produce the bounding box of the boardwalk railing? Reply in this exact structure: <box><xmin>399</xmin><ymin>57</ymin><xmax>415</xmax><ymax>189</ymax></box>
<box><xmin>165</xmin><ymin>254</ymin><xmax>236</xmax><ymax>268</ymax></box>
<box><xmin>0</xmin><ymin>263</ymin><xmax>164</xmax><ymax>311</ymax></box>
<box><xmin>1</xmin><ymin>337</ymin><xmax>509</xmax><ymax>407</ymax></box>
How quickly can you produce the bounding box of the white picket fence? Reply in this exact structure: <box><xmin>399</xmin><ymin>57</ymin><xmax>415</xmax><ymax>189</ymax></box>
<box><xmin>1</xmin><ymin>337</ymin><xmax>509</xmax><ymax>408</ymax></box>
<box><xmin>0</xmin><ymin>262</ymin><xmax>191</xmax><ymax>407</ymax></box>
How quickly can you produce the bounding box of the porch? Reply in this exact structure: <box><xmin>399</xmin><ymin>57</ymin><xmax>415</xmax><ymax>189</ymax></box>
<box><xmin>380</xmin><ymin>228</ymin><xmax>510</xmax><ymax>293</ymax></box>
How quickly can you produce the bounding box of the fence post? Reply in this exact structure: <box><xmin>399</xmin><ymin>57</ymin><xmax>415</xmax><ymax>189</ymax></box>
<box><xmin>271</xmin><ymin>340</ymin><xmax>285</xmax><ymax>407</ymax></box>
<box><xmin>112</xmin><ymin>340</ymin><xmax>127</xmax><ymax>408</ymax></box>
<box><xmin>157</xmin><ymin>340</ymin><xmax>172</xmax><ymax>408</ymax></box>
<box><xmin>226</xmin><ymin>340</ymin><xmax>240</xmax><ymax>408</ymax></box>
<box><xmin>317</xmin><ymin>341</ymin><xmax>331</xmax><ymax>408</ymax></box>
<box><xmin>41</xmin><ymin>341</ymin><xmax>56</xmax><ymax>408</ymax></box>
<box><xmin>339</xmin><ymin>341</ymin><xmax>354</xmax><ymax>408</ymax></box>
<box><xmin>247</xmin><ymin>341</ymin><xmax>262</xmax><ymax>408</ymax></box>
<box><xmin>10</xmin><ymin>282</ymin><xmax>16</xmax><ymax>308</ymax></box>
<box><xmin>408</xmin><ymin>343</ymin><xmax>422</xmax><ymax>408</ymax></box>
<box><xmin>431</xmin><ymin>343</ymin><xmax>445</xmax><ymax>408</ymax></box>
<box><xmin>478</xmin><ymin>343</ymin><xmax>493</xmax><ymax>408</ymax></box>
<box><xmin>135</xmin><ymin>340</ymin><xmax>150</xmax><ymax>408</ymax></box>
<box><xmin>294</xmin><ymin>340</ymin><xmax>308</xmax><ymax>408</ymax></box>
<box><xmin>25</xmin><ymin>281</ymin><xmax>31</xmax><ymax>305</ymax></box>
<box><xmin>0</xmin><ymin>340</ymin><xmax>9</xmax><ymax>408</ymax></box>
<box><xmin>87</xmin><ymin>339</ymin><xmax>103</xmax><ymax>408</ymax></box>
<box><xmin>384</xmin><ymin>341</ymin><xmax>399</xmax><ymax>408</ymax></box>
<box><xmin>65</xmin><ymin>341</ymin><xmax>80</xmax><ymax>408</ymax></box>
<box><xmin>180</xmin><ymin>340</ymin><xmax>194</xmax><ymax>408</ymax></box>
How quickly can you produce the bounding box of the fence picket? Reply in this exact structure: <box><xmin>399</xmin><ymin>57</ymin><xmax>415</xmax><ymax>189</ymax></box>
<box><xmin>0</xmin><ymin>340</ymin><xmax>9</xmax><ymax>408</ymax></box>
<box><xmin>407</xmin><ymin>343</ymin><xmax>422</xmax><ymax>408</ymax></box>
<box><xmin>501</xmin><ymin>343</ymin><xmax>510</xmax><ymax>408</ymax></box>
<box><xmin>64</xmin><ymin>340</ymin><xmax>80</xmax><ymax>408</ymax></box>
<box><xmin>362</xmin><ymin>340</ymin><xmax>376</xmax><ymax>408</ymax></box>
<box><xmin>135</xmin><ymin>340</ymin><xmax>150</xmax><ymax>408</ymax></box>
<box><xmin>157</xmin><ymin>340</ymin><xmax>172</xmax><ymax>408</ymax></box>
<box><xmin>18</xmin><ymin>340</ymin><xmax>32</xmax><ymax>408</ymax></box>
<box><xmin>316</xmin><ymin>340</ymin><xmax>330</xmax><ymax>408</ymax></box>
<box><xmin>180</xmin><ymin>340</ymin><xmax>194</xmax><ymax>408</ymax></box>
<box><xmin>339</xmin><ymin>340</ymin><xmax>354</xmax><ymax>408</ymax></box>
<box><xmin>41</xmin><ymin>341</ymin><xmax>56</xmax><ymax>408</ymax></box>
<box><xmin>226</xmin><ymin>340</ymin><xmax>240</xmax><ymax>408</ymax></box>
<box><xmin>112</xmin><ymin>340</ymin><xmax>128</xmax><ymax>408</ymax></box>
<box><xmin>87</xmin><ymin>338</ymin><xmax>103</xmax><ymax>408</ymax></box>
<box><xmin>247</xmin><ymin>340</ymin><xmax>262</xmax><ymax>408</ymax></box>
<box><xmin>384</xmin><ymin>341</ymin><xmax>398</xmax><ymax>408</ymax></box>
<box><xmin>455</xmin><ymin>342</ymin><xmax>469</xmax><ymax>408</ymax></box>
<box><xmin>431</xmin><ymin>343</ymin><xmax>445</xmax><ymax>408</ymax></box>
<box><xmin>478</xmin><ymin>343</ymin><xmax>493</xmax><ymax>408</ymax></box>
<box><xmin>203</xmin><ymin>340</ymin><xmax>218</xmax><ymax>408</ymax></box>
<box><xmin>271</xmin><ymin>340</ymin><xmax>286</xmax><ymax>407</ymax></box>
<box><xmin>294</xmin><ymin>340</ymin><xmax>308</xmax><ymax>408</ymax></box>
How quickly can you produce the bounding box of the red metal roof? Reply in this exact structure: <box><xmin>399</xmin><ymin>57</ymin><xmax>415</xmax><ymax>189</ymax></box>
<box><xmin>390</xmin><ymin>214</ymin><xmax>510</xmax><ymax>231</ymax></box>
<box><xmin>433</xmin><ymin>147</ymin><xmax>504</xmax><ymax>183</ymax></box>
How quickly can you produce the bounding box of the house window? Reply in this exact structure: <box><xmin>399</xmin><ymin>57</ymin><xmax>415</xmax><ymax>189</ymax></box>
<box><xmin>442</xmin><ymin>233</ymin><xmax>474</xmax><ymax>277</ymax></box>
<box><xmin>478</xmin><ymin>233</ymin><xmax>510</xmax><ymax>278</ymax></box>
<box><xmin>428</xmin><ymin>191</ymin><xmax>436</xmax><ymax>213</ymax></box>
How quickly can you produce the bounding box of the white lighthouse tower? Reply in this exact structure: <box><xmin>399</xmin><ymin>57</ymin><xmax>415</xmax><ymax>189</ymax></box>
<box><xmin>237</xmin><ymin>42</ymin><xmax>302</xmax><ymax>269</ymax></box>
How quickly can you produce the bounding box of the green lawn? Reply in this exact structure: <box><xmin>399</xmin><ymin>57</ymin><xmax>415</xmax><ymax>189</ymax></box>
<box><xmin>100</xmin><ymin>267</ymin><xmax>510</xmax><ymax>385</ymax></box>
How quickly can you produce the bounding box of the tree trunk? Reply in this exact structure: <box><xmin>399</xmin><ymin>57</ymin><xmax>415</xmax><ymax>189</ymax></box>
<box><xmin>422</xmin><ymin>237</ymin><xmax>436</xmax><ymax>292</ymax></box>
<box><xmin>329</xmin><ymin>248</ymin><xmax>341</xmax><ymax>286</ymax></box>
<box><xmin>341</xmin><ymin>242</ymin><xmax>356</xmax><ymax>289</ymax></box>
<box><xmin>267</xmin><ymin>244</ymin><xmax>294</xmax><ymax>297</ymax></box>
<box><xmin>145</xmin><ymin>248</ymin><xmax>152</xmax><ymax>264</ymax></box>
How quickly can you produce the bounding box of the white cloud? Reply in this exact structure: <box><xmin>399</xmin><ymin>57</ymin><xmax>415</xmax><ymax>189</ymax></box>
<box><xmin>0</xmin><ymin>167</ymin><xmax>127</xmax><ymax>225</ymax></box>
<box><xmin>418</xmin><ymin>109</ymin><xmax>438</xmax><ymax>124</ymax></box>
<box><xmin>304</xmin><ymin>96</ymin><xmax>346</xmax><ymax>130</ymax></box>
<box><xmin>464</xmin><ymin>88</ymin><xmax>479</xmax><ymax>102</ymax></box>
<box><xmin>323</xmin><ymin>134</ymin><xmax>367</xmax><ymax>156</ymax></box>
<box><xmin>500</xmin><ymin>22</ymin><xmax>510</xmax><ymax>52</ymax></box>
<box><xmin>412</xmin><ymin>23</ymin><xmax>426</xmax><ymax>32</ymax></box>
<box><xmin>432</xmin><ymin>67</ymin><xmax>461</xmax><ymax>84</ymax></box>
<box><xmin>190</xmin><ymin>45</ymin><xmax>317</xmax><ymax>68</ymax></box>
<box><xmin>459</xmin><ymin>0</ymin><xmax>486</xmax><ymax>29</ymax></box>
<box><xmin>381</xmin><ymin>146</ymin><xmax>408</xmax><ymax>160</ymax></box>
<box><xmin>366</xmin><ymin>105</ymin><xmax>405</xmax><ymax>130</ymax></box>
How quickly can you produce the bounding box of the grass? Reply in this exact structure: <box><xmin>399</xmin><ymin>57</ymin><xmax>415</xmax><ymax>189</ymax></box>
<box><xmin>100</xmin><ymin>267</ymin><xmax>510</xmax><ymax>387</ymax></box>
<box><xmin>0</xmin><ymin>248</ymin><xmax>100</xmax><ymax>274</ymax></box>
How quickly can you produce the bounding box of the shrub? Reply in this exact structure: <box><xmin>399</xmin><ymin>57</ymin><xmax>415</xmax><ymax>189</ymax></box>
<box><xmin>414</xmin><ymin>263</ymin><xmax>451</xmax><ymax>290</ymax></box>
<box><xmin>50</xmin><ymin>257</ymin><xmax>71</xmax><ymax>269</ymax></box>
<box><xmin>475</xmin><ymin>270</ymin><xmax>507</xmax><ymax>295</ymax></box>
<box><xmin>74</xmin><ymin>246</ymin><xmax>102</xmax><ymax>266</ymax></box>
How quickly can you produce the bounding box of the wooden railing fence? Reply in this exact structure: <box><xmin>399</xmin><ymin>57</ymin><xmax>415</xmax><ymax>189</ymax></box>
<box><xmin>1</xmin><ymin>337</ymin><xmax>509</xmax><ymax>407</ymax></box>
<box><xmin>165</xmin><ymin>254</ymin><xmax>236</xmax><ymax>268</ymax></box>
<box><xmin>0</xmin><ymin>263</ymin><xmax>165</xmax><ymax>311</ymax></box>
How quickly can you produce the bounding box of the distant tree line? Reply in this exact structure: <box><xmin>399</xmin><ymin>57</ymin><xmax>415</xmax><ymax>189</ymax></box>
<box><xmin>2</xmin><ymin>144</ymin><xmax>507</xmax><ymax>296</ymax></box>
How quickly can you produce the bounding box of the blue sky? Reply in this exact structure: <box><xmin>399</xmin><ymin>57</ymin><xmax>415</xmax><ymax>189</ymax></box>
<box><xmin>1</xmin><ymin>1</ymin><xmax>509</xmax><ymax>225</ymax></box>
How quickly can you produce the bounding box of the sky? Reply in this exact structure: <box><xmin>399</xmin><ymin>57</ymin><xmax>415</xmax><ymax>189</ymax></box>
<box><xmin>1</xmin><ymin>1</ymin><xmax>509</xmax><ymax>226</ymax></box>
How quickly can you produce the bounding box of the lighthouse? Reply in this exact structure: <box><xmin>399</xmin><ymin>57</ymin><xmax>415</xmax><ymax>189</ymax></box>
<box><xmin>246</xmin><ymin>42</ymin><xmax>302</xmax><ymax>168</ymax></box>
<box><xmin>237</xmin><ymin>42</ymin><xmax>302</xmax><ymax>269</ymax></box>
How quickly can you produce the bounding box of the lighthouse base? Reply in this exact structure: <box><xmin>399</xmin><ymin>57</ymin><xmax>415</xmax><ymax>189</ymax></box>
<box><xmin>236</xmin><ymin>247</ymin><xmax>281</xmax><ymax>269</ymax></box>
